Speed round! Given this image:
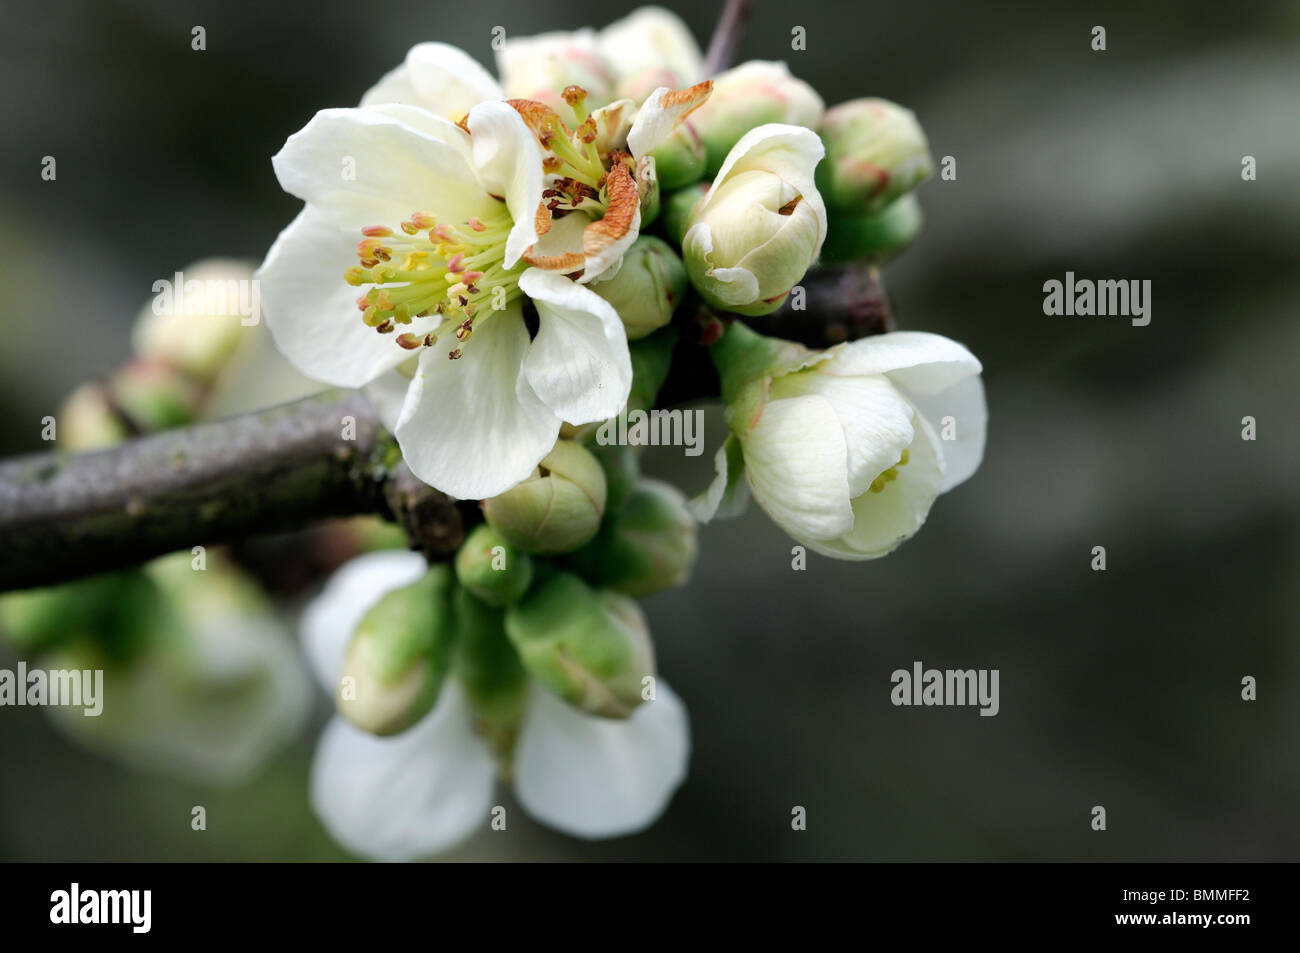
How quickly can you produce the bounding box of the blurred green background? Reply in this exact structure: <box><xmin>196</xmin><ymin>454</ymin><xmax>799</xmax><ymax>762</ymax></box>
<box><xmin>1</xmin><ymin>0</ymin><xmax>1298</xmax><ymax>860</ymax></box>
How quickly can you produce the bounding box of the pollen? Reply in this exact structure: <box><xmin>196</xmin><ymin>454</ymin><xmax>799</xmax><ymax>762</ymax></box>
<box><xmin>869</xmin><ymin>448</ymin><xmax>910</xmax><ymax>494</ymax></box>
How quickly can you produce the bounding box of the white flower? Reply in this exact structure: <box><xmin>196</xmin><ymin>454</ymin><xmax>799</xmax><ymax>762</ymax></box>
<box><xmin>257</xmin><ymin>99</ymin><xmax>635</xmax><ymax>500</ymax></box>
<box><xmin>693</xmin><ymin>328</ymin><xmax>986</xmax><ymax>560</ymax></box>
<box><xmin>682</xmin><ymin>124</ymin><xmax>828</xmax><ymax>315</ymax></box>
<box><xmin>302</xmin><ymin>551</ymin><xmax>691</xmax><ymax>861</ymax></box>
<box><xmin>599</xmin><ymin>7</ymin><xmax>705</xmax><ymax>103</ymax></box>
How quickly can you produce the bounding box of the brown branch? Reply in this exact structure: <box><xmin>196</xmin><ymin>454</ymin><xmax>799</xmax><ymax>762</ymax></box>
<box><xmin>702</xmin><ymin>0</ymin><xmax>754</xmax><ymax>77</ymax></box>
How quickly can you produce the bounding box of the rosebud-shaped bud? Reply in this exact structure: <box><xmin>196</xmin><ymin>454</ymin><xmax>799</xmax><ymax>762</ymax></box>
<box><xmin>482</xmin><ymin>440</ymin><xmax>607</xmax><ymax>554</ymax></box>
<box><xmin>820</xmin><ymin>193</ymin><xmax>924</xmax><ymax>264</ymax></box>
<box><xmin>688</xmin><ymin>61</ymin><xmax>825</xmax><ymax>175</ymax></box>
<box><xmin>504</xmin><ymin>572</ymin><xmax>655</xmax><ymax>718</ymax></box>
<box><xmin>683</xmin><ymin>125</ymin><xmax>827</xmax><ymax>316</ymax></box>
<box><xmin>816</xmin><ymin>98</ymin><xmax>934</xmax><ymax>214</ymax></box>
<box><xmin>649</xmin><ymin>122</ymin><xmax>706</xmax><ymax>190</ymax></box>
<box><xmin>337</xmin><ymin>565</ymin><xmax>456</xmax><ymax>736</ymax></box>
<box><xmin>496</xmin><ymin>29</ymin><xmax>616</xmax><ymax>125</ymax></box>
<box><xmin>589</xmin><ymin>236</ymin><xmax>687</xmax><ymax>340</ymax></box>
<box><xmin>454</xmin><ymin>524</ymin><xmax>534</xmax><ymax>607</ymax></box>
<box><xmin>132</xmin><ymin>258</ymin><xmax>258</xmax><ymax>384</ymax></box>
<box><xmin>663</xmin><ymin>183</ymin><xmax>709</xmax><ymax>246</ymax></box>
<box><xmin>567</xmin><ymin>479</ymin><xmax>698</xmax><ymax>597</ymax></box>
<box><xmin>453</xmin><ymin>587</ymin><xmax>528</xmax><ymax>761</ymax></box>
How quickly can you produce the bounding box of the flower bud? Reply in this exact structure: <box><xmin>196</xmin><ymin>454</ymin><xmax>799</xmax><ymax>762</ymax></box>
<box><xmin>454</xmin><ymin>524</ymin><xmax>534</xmax><ymax>607</ymax></box>
<box><xmin>816</xmin><ymin>98</ymin><xmax>933</xmax><ymax>214</ymax></box>
<box><xmin>820</xmin><ymin>193</ymin><xmax>923</xmax><ymax>264</ymax></box>
<box><xmin>452</xmin><ymin>587</ymin><xmax>528</xmax><ymax>761</ymax></box>
<box><xmin>683</xmin><ymin>124</ymin><xmax>827</xmax><ymax>316</ymax></box>
<box><xmin>482</xmin><ymin>440</ymin><xmax>607</xmax><ymax>554</ymax></box>
<box><xmin>58</xmin><ymin>383</ymin><xmax>129</xmax><ymax>451</ymax></box>
<box><xmin>589</xmin><ymin>236</ymin><xmax>687</xmax><ymax>340</ymax></box>
<box><xmin>504</xmin><ymin>572</ymin><xmax>654</xmax><ymax>718</ymax></box>
<box><xmin>111</xmin><ymin>359</ymin><xmax>203</xmax><ymax>432</ymax></box>
<box><xmin>688</xmin><ymin>61</ymin><xmax>824</xmax><ymax>175</ymax></box>
<box><xmin>599</xmin><ymin>7</ymin><xmax>703</xmax><ymax>103</ymax></box>
<box><xmin>496</xmin><ymin>30</ymin><xmax>616</xmax><ymax>126</ymax></box>
<box><xmin>663</xmin><ymin>183</ymin><xmax>708</xmax><ymax>246</ymax></box>
<box><xmin>648</xmin><ymin>121</ymin><xmax>706</xmax><ymax>190</ymax></box>
<box><xmin>132</xmin><ymin>258</ymin><xmax>257</xmax><ymax>384</ymax></box>
<box><xmin>567</xmin><ymin>479</ymin><xmax>698</xmax><ymax>597</ymax></box>
<box><xmin>336</xmin><ymin>565</ymin><xmax>456</xmax><ymax>736</ymax></box>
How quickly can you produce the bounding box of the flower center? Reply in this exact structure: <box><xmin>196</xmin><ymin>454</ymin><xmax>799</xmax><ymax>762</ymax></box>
<box><xmin>869</xmin><ymin>447</ymin><xmax>909</xmax><ymax>493</ymax></box>
<box><xmin>344</xmin><ymin>202</ymin><xmax>520</xmax><ymax>359</ymax></box>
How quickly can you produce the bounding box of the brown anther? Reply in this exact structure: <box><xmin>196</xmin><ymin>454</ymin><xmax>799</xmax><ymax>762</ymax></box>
<box><xmin>542</xmin><ymin>156</ymin><xmax>563</xmax><ymax>173</ymax></box>
<box><xmin>360</xmin><ymin>257</ymin><xmax>379</xmax><ymax>268</ymax></box>
<box><xmin>448</xmin><ymin>348</ymin><xmax>463</xmax><ymax>360</ymax></box>
<box><xmin>562</xmin><ymin>85</ymin><xmax>588</xmax><ymax>108</ymax></box>
<box><xmin>401</xmin><ymin>221</ymin><xmax>420</xmax><ymax>235</ymax></box>
<box><xmin>777</xmin><ymin>196</ymin><xmax>802</xmax><ymax>216</ymax></box>
<box><xmin>423</xmin><ymin>333</ymin><xmax>438</xmax><ymax>347</ymax></box>
<box><xmin>376</xmin><ymin>319</ymin><xmax>394</xmax><ymax>333</ymax></box>
<box><xmin>396</xmin><ymin>333</ymin><xmax>422</xmax><ymax>350</ymax></box>
<box><xmin>577</xmin><ymin>117</ymin><xmax>598</xmax><ymax>144</ymax></box>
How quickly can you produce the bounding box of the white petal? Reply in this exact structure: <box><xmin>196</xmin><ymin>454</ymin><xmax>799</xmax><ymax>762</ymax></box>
<box><xmin>518</xmin><ymin>268</ymin><xmax>632</xmax><ymax>425</ymax></box>
<box><xmin>681</xmin><ymin>222</ymin><xmax>760</xmax><ymax>307</ymax></box>
<box><xmin>772</xmin><ymin>371</ymin><xmax>916</xmax><ymax>497</ymax></box>
<box><xmin>807</xmin><ymin>408</ymin><xmax>945</xmax><ymax>560</ymax></box>
<box><xmin>743</xmin><ymin>394</ymin><xmax>854</xmax><ymax>540</ymax></box>
<box><xmin>578</xmin><ymin>201</ymin><xmax>640</xmax><ymax>283</ymax></box>
<box><xmin>403</xmin><ymin>42</ymin><xmax>503</xmax><ymax>119</ymax></box>
<box><xmin>299</xmin><ymin>550</ymin><xmax>428</xmax><ymax>691</ymax></box>
<box><xmin>686</xmin><ymin>434</ymin><xmax>749</xmax><ymax>523</ymax></box>
<box><xmin>394</xmin><ymin>306</ymin><xmax>561</xmax><ymax>500</ymax></box>
<box><xmin>362</xmin><ymin>365</ymin><xmax>416</xmax><ymax>434</ymax></box>
<box><xmin>514</xmin><ymin>681</ymin><xmax>690</xmax><ymax>839</ymax></box>
<box><xmin>467</xmin><ymin>100</ymin><xmax>547</xmax><ymax>268</ymax></box>
<box><xmin>272</xmin><ymin>107</ymin><xmax>490</xmax><ymax>230</ymax></box>
<box><xmin>599</xmin><ymin>7</ymin><xmax>703</xmax><ymax>85</ymax></box>
<box><xmin>907</xmin><ymin>373</ymin><xmax>987</xmax><ymax>492</ymax></box>
<box><xmin>310</xmin><ymin>685</ymin><xmax>496</xmax><ymax>861</ymax></box>
<box><xmin>699</xmin><ymin>123</ymin><xmax>828</xmax><ymax>259</ymax></box>
<box><xmin>359</xmin><ymin>62</ymin><xmax>422</xmax><ymax>109</ymax></box>
<box><xmin>626</xmin><ymin>83</ymin><xmax>712</xmax><ymax>158</ymax></box>
<box><xmin>258</xmin><ymin>205</ymin><xmax>435</xmax><ymax>387</ymax></box>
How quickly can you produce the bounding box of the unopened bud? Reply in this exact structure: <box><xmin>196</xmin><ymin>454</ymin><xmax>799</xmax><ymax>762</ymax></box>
<box><xmin>568</xmin><ymin>479</ymin><xmax>698</xmax><ymax>597</ymax></box>
<box><xmin>820</xmin><ymin>193</ymin><xmax>924</xmax><ymax>264</ymax></box>
<box><xmin>483</xmin><ymin>440</ymin><xmax>607</xmax><ymax>554</ymax></box>
<box><xmin>589</xmin><ymin>236</ymin><xmax>687</xmax><ymax>340</ymax></box>
<box><xmin>816</xmin><ymin>98</ymin><xmax>933</xmax><ymax>214</ymax></box>
<box><xmin>454</xmin><ymin>524</ymin><xmax>534</xmax><ymax>607</ymax></box>
<box><xmin>689</xmin><ymin>61</ymin><xmax>824</xmax><ymax>175</ymax></box>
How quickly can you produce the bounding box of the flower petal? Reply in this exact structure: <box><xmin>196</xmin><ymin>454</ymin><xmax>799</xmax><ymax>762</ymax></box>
<box><xmin>402</xmin><ymin>42</ymin><xmax>503</xmax><ymax>119</ymax></box>
<box><xmin>466</xmin><ymin>100</ymin><xmax>547</xmax><ymax>268</ymax></box>
<box><xmin>394</xmin><ymin>304</ymin><xmax>561</xmax><ymax>500</ymax></box>
<box><xmin>258</xmin><ymin>205</ymin><xmax>435</xmax><ymax>387</ymax></box>
<box><xmin>686</xmin><ymin>434</ymin><xmax>749</xmax><ymax>523</ymax></box>
<box><xmin>681</xmin><ymin>222</ymin><xmax>761</xmax><ymax>308</ymax></box>
<box><xmin>807</xmin><ymin>407</ymin><xmax>945</xmax><ymax>560</ymax></box>
<box><xmin>299</xmin><ymin>550</ymin><xmax>429</xmax><ymax>692</ymax></box>
<box><xmin>908</xmin><ymin>373</ymin><xmax>987</xmax><ymax>491</ymax></box>
<box><xmin>513</xmin><ymin>680</ymin><xmax>689</xmax><ymax>839</ymax></box>
<box><xmin>518</xmin><ymin>268</ymin><xmax>632</xmax><ymax>424</ymax></box>
<box><xmin>626</xmin><ymin>82</ymin><xmax>713</xmax><ymax>158</ymax></box>
<box><xmin>272</xmin><ymin>107</ymin><xmax>491</xmax><ymax>230</ymax></box>
<box><xmin>771</xmin><ymin>371</ymin><xmax>916</xmax><ymax>497</ymax></box>
<box><xmin>743</xmin><ymin>394</ymin><xmax>854</xmax><ymax>540</ymax></box>
<box><xmin>579</xmin><ymin>161</ymin><xmax>642</xmax><ymax>282</ymax></box>
<box><xmin>599</xmin><ymin>7</ymin><xmax>704</xmax><ymax>86</ymax></box>
<box><xmin>522</xmin><ymin>210</ymin><xmax>588</xmax><ymax>272</ymax></box>
<box><xmin>310</xmin><ymin>685</ymin><xmax>495</xmax><ymax>861</ymax></box>
<box><xmin>362</xmin><ymin>365</ymin><xmax>416</xmax><ymax>434</ymax></box>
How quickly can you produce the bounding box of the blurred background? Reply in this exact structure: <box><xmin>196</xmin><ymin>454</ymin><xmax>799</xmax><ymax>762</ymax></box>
<box><xmin>1</xmin><ymin>0</ymin><xmax>1298</xmax><ymax>860</ymax></box>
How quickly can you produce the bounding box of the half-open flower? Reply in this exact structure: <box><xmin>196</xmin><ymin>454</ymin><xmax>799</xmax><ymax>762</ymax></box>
<box><xmin>598</xmin><ymin>6</ymin><xmax>705</xmax><ymax>103</ymax></box>
<box><xmin>693</xmin><ymin>324</ymin><xmax>987</xmax><ymax>560</ymax></box>
<box><xmin>682</xmin><ymin>124</ymin><xmax>827</xmax><ymax>316</ymax></box>
<box><xmin>257</xmin><ymin>101</ymin><xmax>633</xmax><ymax>500</ymax></box>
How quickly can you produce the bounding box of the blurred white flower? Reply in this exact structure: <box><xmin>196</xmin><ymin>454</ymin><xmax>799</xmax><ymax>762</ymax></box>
<box><xmin>599</xmin><ymin>7</ymin><xmax>705</xmax><ymax>103</ymax></box>
<box><xmin>694</xmin><ymin>326</ymin><xmax>987</xmax><ymax>560</ymax></box>
<box><xmin>689</xmin><ymin>60</ymin><xmax>825</xmax><ymax>174</ymax></box>
<box><xmin>302</xmin><ymin>551</ymin><xmax>690</xmax><ymax>861</ymax></box>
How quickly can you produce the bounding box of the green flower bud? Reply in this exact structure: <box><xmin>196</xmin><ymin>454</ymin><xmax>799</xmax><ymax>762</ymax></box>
<box><xmin>504</xmin><ymin>572</ymin><xmax>655</xmax><ymax>718</ymax></box>
<box><xmin>820</xmin><ymin>194</ymin><xmax>924</xmax><ymax>264</ymax></box>
<box><xmin>454</xmin><ymin>524</ymin><xmax>534</xmax><ymax>607</ymax></box>
<box><xmin>0</xmin><ymin>569</ymin><xmax>164</xmax><ymax>659</ymax></box>
<box><xmin>337</xmin><ymin>565</ymin><xmax>456</xmax><ymax>736</ymax></box>
<box><xmin>483</xmin><ymin>440</ymin><xmax>607</xmax><ymax>554</ymax></box>
<box><xmin>589</xmin><ymin>236</ymin><xmax>687</xmax><ymax>340</ymax></box>
<box><xmin>649</xmin><ymin>121</ymin><xmax>707</xmax><ymax>190</ymax></box>
<box><xmin>567</xmin><ymin>479</ymin><xmax>698</xmax><ymax>597</ymax></box>
<box><xmin>663</xmin><ymin>183</ymin><xmax>708</xmax><ymax>246</ymax></box>
<box><xmin>688</xmin><ymin>61</ymin><xmax>825</xmax><ymax>176</ymax></box>
<box><xmin>683</xmin><ymin>126</ymin><xmax>827</xmax><ymax>316</ymax></box>
<box><xmin>453</xmin><ymin>587</ymin><xmax>528</xmax><ymax>763</ymax></box>
<box><xmin>111</xmin><ymin>359</ymin><xmax>202</xmax><ymax>432</ymax></box>
<box><xmin>816</xmin><ymin>98</ymin><xmax>933</xmax><ymax>214</ymax></box>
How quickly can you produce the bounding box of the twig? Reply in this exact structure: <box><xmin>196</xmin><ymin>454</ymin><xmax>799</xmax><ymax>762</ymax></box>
<box><xmin>702</xmin><ymin>0</ymin><xmax>754</xmax><ymax>77</ymax></box>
